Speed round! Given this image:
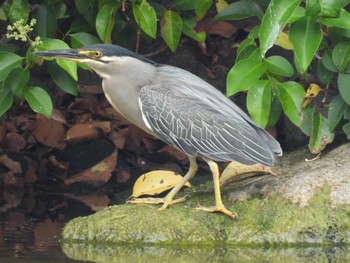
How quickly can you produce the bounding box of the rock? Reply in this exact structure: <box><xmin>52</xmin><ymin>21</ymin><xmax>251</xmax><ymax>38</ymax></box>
<box><xmin>60</xmin><ymin>144</ymin><xmax>350</xmax><ymax>261</ymax></box>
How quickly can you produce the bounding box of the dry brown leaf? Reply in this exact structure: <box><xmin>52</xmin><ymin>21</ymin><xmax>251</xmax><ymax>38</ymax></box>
<box><xmin>64</xmin><ymin>151</ymin><xmax>117</xmax><ymax>186</ymax></box>
<box><xmin>2</xmin><ymin>132</ymin><xmax>26</xmax><ymax>151</ymax></box>
<box><xmin>68</xmin><ymin>98</ymin><xmax>107</xmax><ymax>116</ymax></box>
<box><xmin>157</xmin><ymin>145</ymin><xmax>187</xmax><ymax>161</ymax></box>
<box><xmin>78</xmin><ymin>84</ymin><xmax>103</xmax><ymax>95</ymax></box>
<box><xmin>130</xmin><ymin>170</ymin><xmax>191</xmax><ymax>198</ymax></box>
<box><xmin>220</xmin><ymin>161</ymin><xmax>276</xmax><ymax>186</ymax></box>
<box><xmin>64</xmin><ymin>193</ymin><xmax>110</xmax><ymax>211</ymax></box>
<box><xmin>195</xmin><ymin>16</ymin><xmax>237</xmax><ymax>38</ymax></box>
<box><xmin>109</xmin><ymin>130</ymin><xmax>126</xmax><ymax>149</ymax></box>
<box><xmin>31</xmin><ymin>114</ymin><xmax>66</xmax><ymax>149</ymax></box>
<box><xmin>66</xmin><ymin>121</ymin><xmax>111</xmax><ymax>141</ymax></box>
<box><xmin>0</xmin><ymin>154</ymin><xmax>22</xmax><ymax>174</ymax></box>
<box><xmin>116</xmin><ymin>169</ymin><xmax>131</xmax><ymax>183</ymax></box>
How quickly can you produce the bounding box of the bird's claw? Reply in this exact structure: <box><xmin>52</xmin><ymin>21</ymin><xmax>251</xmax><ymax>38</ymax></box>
<box><xmin>127</xmin><ymin>195</ymin><xmax>190</xmax><ymax>210</ymax></box>
<box><xmin>195</xmin><ymin>205</ymin><xmax>238</xmax><ymax>219</ymax></box>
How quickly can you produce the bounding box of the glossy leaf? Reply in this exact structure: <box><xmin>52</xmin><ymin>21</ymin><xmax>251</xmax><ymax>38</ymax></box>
<box><xmin>96</xmin><ymin>3</ymin><xmax>118</xmax><ymax>43</ymax></box>
<box><xmin>317</xmin><ymin>60</ymin><xmax>334</xmax><ymax>84</ymax></box>
<box><xmin>332</xmin><ymin>40</ymin><xmax>350</xmax><ymax>72</ymax></box>
<box><xmin>33</xmin><ymin>4</ymin><xmax>57</xmax><ymax>38</ymax></box>
<box><xmin>24</xmin><ymin>86</ymin><xmax>53</xmax><ymax>118</ymax></box>
<box><xmin>321</xmin><ymin>51</ymin><xmax>338</xmax><ymax>72</ymax></box>
<box><xmin>4</xmin><ymin>67</ymin><xmax>29</xmax><ymax>97</ymax></box>
<box><xmin>0</xmin><ymin>86</ymin><xmax>13</xmax><ymax>117</ymax></box>
<box><xmin>337</xmin><ymin>73</ymin><xmax>350</xmax><ymax>104</ymax></box>
<box><xmin>289</xmin><ymin>16</ymin><xmax>322</xmax><ymax>74</ymax></box>
<box><xmin>182</xmin><ymin>18</ymin><xmax>206</xmax><ymax>42</ymax></box>
<box><xmin>226</xmin><ymin>58</ymin><xmax>265</xmax><ymax>96</ymax></box>
<box><xmin>172</xmin><ymin>0</ymin><xmax>202</xmax><ymax>10</ymax></box>
<box><xmin>265</xmin><ymin>55</ymin><xmax>294</xmax><ymax>77</ymax></box>
<box><xmin>161</xmin><ymin>10</ymin><xmax>182</xmax><ymax>52</ymax></box>
<box><xmin>133</xmin><ymin>1</ymin><xmax>157</xmax><ymax>39</ymax></box>
<box><xmin>70</xmin><ymin>32</ymin><xmax>101</xmax><ymax>48</ymax></box>
<box><xmin>2</xmin><ymin>0</ymin><xmax>29</xmax><ymax>23</ymax></box>
<box><xmin>247</xmin><ymin>80</ymin><xmax>271</xmax><ymax>127</ymax></box>
<box><xmin>274</xmin><ymin>32</ymin><xmax>294</xmax><ymax>50</ymax></box>
<box><xmin>322</xmin><ymin>8</ymin><xmax>350</xmax><ymax>28</ymax></box>
<box><xmin>328</xmin><ymin>95</ymin><xmax>347</xmax><ymax>131</ymax></box>
<box><xmin>74</xmin><ymin>0</ymin><xmax>93</xmax><ymax>13</ymax></box>
<box><xmin>49</xmin><ymin>62</ymin><xmax>78</xmax><ymax>96</ymax></box>
<box><xmin>214</xmin><ymin>0</ymin><xmax>263</xmax><ymax>20</ymax></box>
<box><xmin>267</xmin><ymin>94</ymin><xmax>283</xmax><ymax>127</ymax></box>
<box><xmin>195</xmin><ymin>0</ymin><xmax>212</xmax><ymax>17</ymax></box>
<box><xmin>277</xmin><ymin>81</ymin><xmax>305</xmax><ymax>126</ymax></box>
<box><xmin>0</xmin><ymin>52</ymin><xmax>22</xmax><ymax>81</ymax></box>
<box><xmin>259</xmin><ymin>0</ymin><xmax>302</xmax><ymax>57</ymax></box>
<box><xmin>306</xmin><ymin>0</ymin><xmax>340</xmax><ymax>17</ymax></box>
<box><xmin>342</xmin><ymin>121</ymin><xmax>350</xmax><ymax>139</ymax></box>
<box><xmin>309</xmin><ymin>113</ymin><xmax>334</xmax><ymax>154</ymax></box>
<box><xmin>300</xmin><ymin>106</ymin><xmax>314</xmax><ymax>136</ymax></box>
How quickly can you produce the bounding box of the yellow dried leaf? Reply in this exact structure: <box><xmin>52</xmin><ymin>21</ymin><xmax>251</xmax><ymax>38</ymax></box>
<box><xmin>130</xmin><ymin>170</ymin><xmax>191</xmax><ymax>198</ymax></box>
<box><xmin>216</xmin><ymin>0</ymin><xmax>228</xmax><ymax>13</ymax></box>
<box><xmin>274</xmin><ymin>32</ymin><xmax>294</xmax><ymax>50</ymax></box>
<box><xmin>220</xmin><ymin>161</ymin><xmax>276</xmax><ymax>186</ymax></box>
<box><xmin>301</xmin><ymin>83</ymin><xmax>322</xmax><ymax>109</ymax></box>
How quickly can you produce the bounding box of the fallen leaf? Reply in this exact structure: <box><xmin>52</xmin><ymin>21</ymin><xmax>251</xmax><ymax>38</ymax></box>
<box><xmin>2</xmin><ymin>132</ymin><xmax>26</xmax><ymax>151</ymax></box>
<box><xmin>78</xmin><ymin>84</ymin><xmax>103</xmax><ymax>95</ymax></box>
<box><xmin>157</xmin><ymin>145</ymin><xmax>187</xmax><ymax>161</ymax></box>
<box><xmin>31</xmin><ymin>114</ymin><xmax>66</xmax><ymax>149</ymax></box>
<box><xmin>64</xmin><ymin>151</ymin><xmax>117</xmax><ymax>186</ymax></box>
<box><xmin>130</xmin><ymin>170</ymin><xmax>191</xmax><ymax>198</ymax></box>
<box><xmin>220</xmin><ymin>161</ymin><xmax>276</xmax><ymax>186</ymax></box>
<box><xmin>116</xmin><ymin>169</ymin><xmax>131</xmax><ymax>183</ymax></box>
<box><xmin>66</xmin><ymin>121</ymin><xmax>111</xmax><ymax>141</ymax></box>
<box><xmin>68</xmin><ymin>98</ymin><xmax>107</xmax><ymax>117</ymax></box>
<box><xmin>0</xmin><ymin>154</ymin><xmax>22</xmax><ymax>174</ymax></box>
<box><xmin>195</xmin><ymin>16</ymin><xmax>237</xmax><ymax>38</ymax></box>
<box><xmin>109</xmin><ymin>130</ymin><xmax>126</xmax><ymax>149</ymax></box>
<box><xmin>64</xmin><ymin>193</ymin><xmax>110</xmax><ymax>211</ymax></box>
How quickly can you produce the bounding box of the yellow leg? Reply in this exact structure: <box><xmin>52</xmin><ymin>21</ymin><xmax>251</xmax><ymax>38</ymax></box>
<box><xmin>127</xmin><ymin>156</ymin><xmax>198</xmax><ymax>209</ymax></box>
<box><xmin>195</xmin><ymin>157</ymin><xmax>237</xmax><ymax>219</ymax></box>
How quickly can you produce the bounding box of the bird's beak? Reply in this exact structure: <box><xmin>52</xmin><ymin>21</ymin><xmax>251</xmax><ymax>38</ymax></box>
<box><xmin>33</xmin><ymin>49</ymin><xmax>88</xmax><ymax>62</ymax></box>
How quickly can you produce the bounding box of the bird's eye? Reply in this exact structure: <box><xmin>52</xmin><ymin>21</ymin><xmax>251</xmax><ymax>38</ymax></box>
<box><xmin>92</xmin><ymin>51</ymin><xmax>102</xmax><ymax>58</ymax></box>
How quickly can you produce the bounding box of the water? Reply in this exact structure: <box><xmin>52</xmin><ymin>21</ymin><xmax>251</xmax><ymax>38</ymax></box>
<box><xmin>1</xmin><ymin>193</ymin><xmax>350</xmax><ymax>262</ymax></box>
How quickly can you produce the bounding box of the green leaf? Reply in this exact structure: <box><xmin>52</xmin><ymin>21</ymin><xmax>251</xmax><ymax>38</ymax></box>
<box><xmin>0</xmin><ymin>51</ymin><xmax>23</xmax><ymax>81</ymax></box>
<box><xmin>49</xmin><ymin>62</ymin><xmax>78</xmax><ymax>96</ymax></box>
<box><xmin>328</xmin><ymin>95</ymin><xmax>347</xmax><ymax>131</ymax></box>
<box><xmin>259</xmin><ymin>0</ymin><xmax>302</xmax><ymax>57</ymax></box>
<box><xmin>247</xmin><ymin>80</ymin><xmax>271</xmax><ymax>127</ymax></box>
<box><xmin>322</xmin><ymin>8</ymin><xmax>350</xmax><ymax>28</ymax></box>
<box><xmin>321</xmin><ymin>51</ymin><xmax>338</xmax><ymax>72</ymax></box>
<box><xmin>267</xmin><ymin>94</ymin><xmax>283</xmax><ymax>127</ymax></box>
<box><xmin>182</xmin><ymin>18</ymin><xmax>206</xmax><ymax>43</ymax></box>
<box><xmin>70</xmin><ymin>32</ymin><xmax>101</xmax><ymax>48</ymax></box>
<box><xmin>161</xmin><ymin>10</ymin><xmax>183</xmax><ymax>52</ymax></box>
<box><xmin>306</xmin><ymin>0</ymin><xmax>340</xmax><ymax>17</ymax></box>
<box><xmin>265</xmin><ymin>55</ymin><xmax>294</xmax><ymax>77</ymax></box>
<box><xmin>317</xmin><ymin>60</ymin><xmax>334</xmax><ymax>84</ymax></box>
<box><xmin>172</xmin><ymin>0</ymin><xmax>203</xmax><ymax>10</ymax></box>
<box><xmin>309</xmin><ymin>113</ymin><xmax>334</xmax><ymax>154</ymax></box>
<box><xmin>133</xmin><ymin>1</ymin><xmax>157</xmax><ymax>39</ymax></box>
<box><xmin>277</xmin><ymin>81</ymin><xmax>305</xmax><ymax>126</ymax></box>
<box><xmin>226</xmin><ymin>58</ymin><xmax>265</xmax><ymax>96</ymax></box>
<box><xmin>214</xmin><ymin>0</ymin><xmax>264</xmax><ymax>20</ymax></box>
<box><xmin>342</xmin><ymin>121</ymin><xmax>350</xmax><ymax>139</ymax></box>
<box><xmin>96</xmin><ymin>3</ymin><xmax>118</xmax><ymax>43</ymax></box>
<box><xmin>2</xmin><ymin>0</ymin><xmax>29</xmax><ymax>23</ymax></box>
<box><xmin>57</xmin><ymin>59</ymin><xmax>78</xmax><ymax>81</ymax></box>
<box><xmin>288</xmin><ymin>6</ymin><xmax>306</xmax><ymax>23</ymax></box>
<box><xmin>289</xmin><ymin>16</ymin><xmax>322</xmax><ymax>74</ymax></box>
<box><xmin>339</xmin><ymin>0</ymin><xmax>350</xmax><ymax>6</ymax></box>
<box><xmin>300</xmin><ymin>106</ymin><xmax>314</xmax><ymax>136</ymax></box>
<box><xmin>39</xmin><ymin>38</ymin><xmax>70</xmax><ymax>50</ymax></box>
<box><xmin>33</xmin><ymin>4</ymin><xmax>57</xmax><ymax>38</ymax></box>
<box><xmin>24</xmin><ymin>86</ymin><xmax>53</xmax><ymax>118</ymax></box>
<box><xmin>0</xmin><ymin>86</ymin><xmax>13</xmax><ymax>117</ymax></box>
<box><xmin>332</xmin><ymin>40</ymin><xmax>350</xmax><ymax>72</ymax></box>
<box><xmin>195</xmin><ymin>0</ymin><xmax>212</xmax><ymax>17</ymax></box>
<box><xmin>75</xmin><ymin>0</ymin><xmax>94</xmax><ymax>13</ymax></box>
<box><xmin>4</xmin><ymin>67</ymin><xmax>29</xmax><ymax>97</ymax></box>
<box><xmin>236</xmin><ymin>45</ymin><xmax>261</xmax><ymax>62</ymax></box>
<box><xmin>337</xmin><ymin>73</ymin><xmax>350</xmax><ymax>105</ymax></box>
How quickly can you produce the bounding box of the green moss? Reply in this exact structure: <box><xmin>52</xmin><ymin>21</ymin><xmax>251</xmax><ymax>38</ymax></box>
<box><xmin>61</xmin><ymin>184</ymin><xmax>350</xmax><ymax>246</ymax></box>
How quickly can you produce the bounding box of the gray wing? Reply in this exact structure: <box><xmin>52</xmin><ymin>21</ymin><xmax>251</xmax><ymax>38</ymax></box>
<box><xmin>139</xmin><ymin>85</ymin><xmax>278</xmax><ymax>166</ymax></box>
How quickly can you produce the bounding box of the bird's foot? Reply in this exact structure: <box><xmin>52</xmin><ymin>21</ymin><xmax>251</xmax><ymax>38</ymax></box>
<box><xmin>127</xmin><ymin>195</ymin><xmax>190</xmax><ymax>210</ymax></box>
<box><xmin>195</xmin><ymin>205</ymin><xmax>238</xmax><ymax>219</ymax></box>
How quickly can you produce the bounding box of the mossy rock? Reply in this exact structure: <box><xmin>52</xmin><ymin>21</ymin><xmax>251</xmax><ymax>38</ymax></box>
<box><xmin>60</xmin><ymin>144</ymin><xmax>350</xmax><ymax>261</ymax></box>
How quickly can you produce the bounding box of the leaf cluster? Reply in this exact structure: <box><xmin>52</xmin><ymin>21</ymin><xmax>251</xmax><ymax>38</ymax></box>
<box><xmin>219</xmin><ymin>0</ymin><xmax>350</xmax><ymax>153</ymax></box>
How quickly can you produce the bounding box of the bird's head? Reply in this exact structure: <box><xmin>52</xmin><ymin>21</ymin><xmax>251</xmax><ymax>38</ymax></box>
<box><xmin>34</xmin><ymin>44</ymin><xmax>155</xmax><ymax>78</ymax></box>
